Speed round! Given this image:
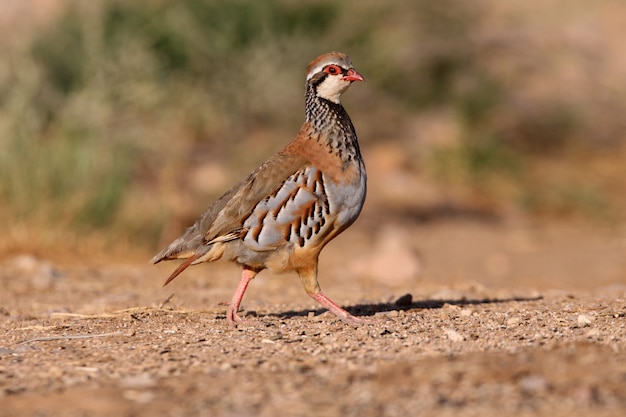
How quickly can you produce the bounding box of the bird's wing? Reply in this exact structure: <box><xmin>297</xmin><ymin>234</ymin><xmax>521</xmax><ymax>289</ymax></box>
<box><xmin>203</xmin><ymin>152</ymin><xmax>310</xmax><ymax>241</ymax></box>
<box><xmin>240</xmin><ymin>165</ymin><xmax>330</xmax><ymax>251</ymax></box>
<box><xmin>151</xmin><ymin>151</ymin><xmax>308</xmax><ymax>263</ymax></box>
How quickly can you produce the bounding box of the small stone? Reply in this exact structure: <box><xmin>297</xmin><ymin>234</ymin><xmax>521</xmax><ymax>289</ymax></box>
<box><xmin>577</xmin><ymin>314</ymin><xmax>594</xmax><ymax>327</ymax></box>
<box><xmin>123</xmin><ymin>390</ymin><xmax>155</xmax><ymax>404</ymax></box>
<box><xmin>460</xmin><ymin>309</ymin><xmax>473</xmax><ymax>317</ymax></box>
<box><xmin>387</xmin><ymin>310</ymin><xmax>399</xmax><ymax>318</ymax></box>
<box><xmin>75</xmin><ymin>366</ymin><xmax>100</xmax><ymax>373</ymax></box>
<box><xmin>444</xmin><ymin>328</ymin><xmax>465</xmax><ymax>342</ymax></box>
<box><xmin>394</xmin><ymin>293</ymin><xmax>413</xmax><ymax>307</ymax></box>
<box><xmin>519</xmin><ymin>375</ymin><xmax>548</xmax><ymax>394</ymax></box>
<box><xmin>506</xmin><ymin>317</ymin><xmax>521</xmax><ymax>327</ymax></box>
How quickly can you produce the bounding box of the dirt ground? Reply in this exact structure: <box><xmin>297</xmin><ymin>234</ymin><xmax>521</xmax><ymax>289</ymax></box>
<box><xmin>1</xmin><ymin>219</ymin><xmax>625</xmax><ymax>417</ymax></box>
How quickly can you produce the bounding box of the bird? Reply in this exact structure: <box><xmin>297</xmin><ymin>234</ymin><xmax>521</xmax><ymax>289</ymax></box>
<box><xmin>151</xmin><ymin>52</ymin><xmax>368</xmax><ymax>326</ymax></box>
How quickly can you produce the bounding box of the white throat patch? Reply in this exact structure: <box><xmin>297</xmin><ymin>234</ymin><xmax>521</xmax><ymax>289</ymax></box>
<box><xmin>315</xmin><ymin>75</ymin><xmax>350</xmax><ymax>104</ymax></box>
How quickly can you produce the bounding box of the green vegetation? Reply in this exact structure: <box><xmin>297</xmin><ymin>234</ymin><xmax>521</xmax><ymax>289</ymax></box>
<box><xmin>0</xmin><ymin>0</ymin><xmax>623</xmax><ymax>253</ymax></box>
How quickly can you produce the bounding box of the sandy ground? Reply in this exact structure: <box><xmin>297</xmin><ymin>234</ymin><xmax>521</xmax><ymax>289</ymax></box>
<box><xmin>1</xmin><ymin>219</ymin><xmax>625</xmax><ymax>417</ymax></box>
<box><xmin>1</xmin><ymin>0</ymin><xmax>625</xmax><ymax>415</ymax></box>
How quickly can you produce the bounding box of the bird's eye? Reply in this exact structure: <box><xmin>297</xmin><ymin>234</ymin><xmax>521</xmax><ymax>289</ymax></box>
<box><xmin>324</xmin><ymin>65</ymin><xmax>341</xmax><ymax>75</ymax></box>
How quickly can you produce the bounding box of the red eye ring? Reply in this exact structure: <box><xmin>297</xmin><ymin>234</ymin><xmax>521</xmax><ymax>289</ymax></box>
<box><xmin>324</xmin><ymin>65</ymin><xmax>342</xmax><ymax>75</ymax></box>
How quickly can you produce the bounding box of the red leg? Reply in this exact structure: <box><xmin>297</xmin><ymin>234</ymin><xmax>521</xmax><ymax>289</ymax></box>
<box><xmin>227</xmin><ymin>267</ymin><xmax>258</xmax><ymax>325</ymax></box>
<box><xmin>310</xmin><ymin>292</ymin><xmax>373</xmax><ymax>325</ymax></box>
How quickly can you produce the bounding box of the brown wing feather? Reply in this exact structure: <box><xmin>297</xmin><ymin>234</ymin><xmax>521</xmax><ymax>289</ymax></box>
<box><xmin>203</xmin><ymin>152</ymin><xmax>308</xmax><ymax>242</ymax></box>
<box><xmin>151</xmin><ymin>150</ymin><xmax>308</xmax><ymax>264</ymax></box>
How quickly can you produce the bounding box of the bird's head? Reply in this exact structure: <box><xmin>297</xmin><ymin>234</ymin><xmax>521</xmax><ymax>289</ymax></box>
<box><xmin>305</xmin><ymin>52</ymin><xmax>364</xmax><ymax>104</ymax></box>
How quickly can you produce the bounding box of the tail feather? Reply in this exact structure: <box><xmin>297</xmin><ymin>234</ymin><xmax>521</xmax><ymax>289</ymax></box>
<box><xmin>162</xmin><ymin>254</ymin><xmax>201</xmax><ymax>287</ymax></box>
<box><xmin>151</xmin><ymin>223</ymin><xmax>206</xmax><ymax>265</ymax></box>
<box><xmin>150</xmin><ymin>249</ymin><xmax>190</xmax><ymax>265</ymax></box>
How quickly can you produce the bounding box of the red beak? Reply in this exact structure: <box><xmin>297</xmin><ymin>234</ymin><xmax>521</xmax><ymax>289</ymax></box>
<box><xmin>342</xmin><ymin>69</ymin><xmax>365</xmax><ymax>82</ymax></box>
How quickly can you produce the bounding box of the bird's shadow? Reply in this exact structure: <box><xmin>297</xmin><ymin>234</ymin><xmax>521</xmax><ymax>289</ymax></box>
<box><xmin>262</xmin><ymin>294</ymin><xmax>543</xmax><ymax>321</ymax></box>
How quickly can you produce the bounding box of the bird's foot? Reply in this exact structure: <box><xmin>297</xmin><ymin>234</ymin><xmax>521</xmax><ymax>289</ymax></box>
<box><xmin>224</xmin><ymin>267</ymin><xmax>258</xmax><ymax>327</ymax></box>
<box><xmin>226</xmin><ymin>304</ymin><xmax>258</xmax><ymax>327</ymax></box>
<box><xmin>334</xmin><ymin>311</ymin><xmax>377</xmax><ymax>326</ymax></box>
<box><xmin>311</xmin><ymin>292</ymin><xmax>376</xmax><ymax>326</ymax></box>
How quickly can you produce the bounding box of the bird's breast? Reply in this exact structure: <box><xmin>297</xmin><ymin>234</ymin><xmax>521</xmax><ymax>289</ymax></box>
<box><xmin>322</xmin><ymin>160</ymin><xmax>366</xmax><ymax>231</ymax></box>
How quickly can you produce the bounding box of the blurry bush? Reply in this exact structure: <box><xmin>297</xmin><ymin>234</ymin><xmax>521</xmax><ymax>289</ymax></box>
<box><xmin>0</xmin><ymin>0</ymin><xmax>624</xmax><ymax>254</ymax></box>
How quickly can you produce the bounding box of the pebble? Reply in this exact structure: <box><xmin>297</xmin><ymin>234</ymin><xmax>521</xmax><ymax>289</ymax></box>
<box><xmin>444</xmin><ymin>328</ymin><xmax>465</xmax><ymax>342</ymax></box>
<box><xmin>577</xmin><ymin>314</ymin><xmax>594</xmax><ymax>327</ymax></box>
<box><xmin>75</xmin><ymin>367</ymin><xmax>100</xmax><ymax>373</ymax></box>
<box><xmin>123</xmin><ymin>390</ymin><xmax>155</xmax><ymax>404</ymax></box>
<box><xmin>519</xmin><ymin>375</ymin><xmax>549</xmax><ymax>394</ymax></box>
<box><xmin>506</xmin><ymin>317</ymin><xmax>521</xmax><ymax>327</ymax></box>
<box><xmin>394</xmin><ymin>293</ymin><xmax>413</xmax><ymax>307</ymax></box>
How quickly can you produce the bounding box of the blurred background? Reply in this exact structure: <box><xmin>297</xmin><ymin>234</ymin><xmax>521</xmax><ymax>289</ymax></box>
<box><xmin>0</xmin><ymin>0</ymin><xmax>625</xmax><ymax>270</ymax></box>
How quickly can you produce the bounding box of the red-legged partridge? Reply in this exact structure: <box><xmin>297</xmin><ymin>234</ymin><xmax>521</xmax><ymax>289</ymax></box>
<box><xmin>152</xmin><ymin>52</ymin><xmax>367</xmax><ymax>325</ymax></box>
